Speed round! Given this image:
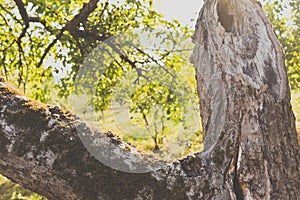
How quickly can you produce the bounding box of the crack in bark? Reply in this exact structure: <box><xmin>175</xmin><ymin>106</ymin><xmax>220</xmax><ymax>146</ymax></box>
<box><xmin>233</xmin><ymin>173</ymin><xmax>244</xmax><ymax>200</ymax></box>
<box><xmin>263</xmin><ymin>160</ymin><xmax>271</xmax><ymax>200</ymax></box>
<box><xmin>233</xmin><ymin>113</ymin><xmax>244</xmax><ymax>200</ymax></box>
<box><xmin>233</xmin><ymin>147</ymin><xmax>244</xmax><ymax>200</ymax></box>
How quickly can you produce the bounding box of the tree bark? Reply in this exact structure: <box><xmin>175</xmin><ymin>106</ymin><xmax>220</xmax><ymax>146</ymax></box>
<box><xmin>0</xmin><ymin>0</ymin><xmax>300</xmax><ymax>199</ymax></box>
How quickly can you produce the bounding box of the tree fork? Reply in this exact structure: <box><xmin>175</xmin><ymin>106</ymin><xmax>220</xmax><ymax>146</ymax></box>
<box><xmin>0</xmin><ymin>0</ymin><xmax>299</xmax><ymax>199</ymax></box>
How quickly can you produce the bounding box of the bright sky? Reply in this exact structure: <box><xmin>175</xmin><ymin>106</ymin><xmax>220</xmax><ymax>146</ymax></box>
<box><xmin>153</xmin><ymin>0</ymin><xmax>292</xmax><ymax>27</ymax></box>
<box><xmin>154</xmin><ymin>0</ymin><xmax>204</xmax><ymax>27</ymax></box>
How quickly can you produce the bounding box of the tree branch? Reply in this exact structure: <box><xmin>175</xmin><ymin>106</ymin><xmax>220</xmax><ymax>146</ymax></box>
<box><xmin>36</xmin><ymin>0</ymin><xmax>100</xmax><ymax>68</ymax></box>
<box><xmin>64</xmin><ymin>0</ymin><xmax>99</xmax><ymax>33</ymax></box>
<box><xmin>0</xmin><ymin>4</ymin><xmax>22</xmax><ymax>24</ymax></box>
<box><xmin>0</xmin><ymin>78</ymin><xmax>208</xmax><ymax>200</ymax></box>
<box><xmin>14</xmin><ymin>0</ymin><xmax>28</xmax><ymax>25</ymax></box>
<box><xmin>36</xmin><ymin>31</ymin><xmax>65</xmax><ymax>68</ymax></box>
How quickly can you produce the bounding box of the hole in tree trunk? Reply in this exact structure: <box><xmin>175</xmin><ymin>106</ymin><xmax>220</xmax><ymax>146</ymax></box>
<box><xmin>217</xmin><ymin>0</ymin><xmax>234</xmax><ymax>32</ymax></box>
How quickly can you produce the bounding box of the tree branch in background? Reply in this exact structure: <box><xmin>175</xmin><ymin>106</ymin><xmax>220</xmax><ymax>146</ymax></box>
<box><xmin>11</xmin><ymin>0</ymin><xmax>166</xmax><ymax>82</ymax></box>
<box><xmin>36</xmin><ymin>31</ymin><xmax>65</xmax><ymax>68</ymax></box>
<box><xmin>14</xmin><ymin>0</ymin><xmax>28</xmax><ymax>25</ymax></box>
<box><xmin>36</xmin><ymin>0</ymin><xmax>100</xmax><ymax>68</ymax></box>
<box><xmin>0</xmin><ymin>4</ymin><xmax>21</xmax><ymax>24</ymax></box>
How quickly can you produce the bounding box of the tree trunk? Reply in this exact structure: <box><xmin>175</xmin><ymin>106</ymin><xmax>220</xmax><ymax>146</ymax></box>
<box><xmin>0</xmin><ymin>0</ymin><xmax>299</xmax><ymax>199</ymax></box>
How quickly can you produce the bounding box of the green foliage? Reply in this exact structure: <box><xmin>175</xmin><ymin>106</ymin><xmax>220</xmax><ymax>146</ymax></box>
<box><xmin>0</xmin><ymin>0</ymin><xmax>56</xmax><ymax>102</ymax></box>
<box><xmin>72</xmin><ymin>27</ymin><xmax>202</xmax><ymax>159</ymax></box>
<box><xmin>0</xmin><ymin>175</ymin><xmax>46</xmax><ymax>200</ymax></box>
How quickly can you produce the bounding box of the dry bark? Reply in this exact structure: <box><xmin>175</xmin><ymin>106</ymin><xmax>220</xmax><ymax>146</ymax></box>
<box><xmin>0</xmin><ymin>0</ymin><xmax>300</xmax><ymax>199</ymax></box>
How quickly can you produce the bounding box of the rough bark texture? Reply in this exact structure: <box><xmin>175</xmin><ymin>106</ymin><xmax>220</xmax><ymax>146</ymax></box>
<box><xmin>189</xmin><ymin>0</ymin><xmax>300</xmax><ymax>198</ymax></box>
<box><xmin>0</xmin><ymin>0</ymin><xmax>300</xmax><ymax>199</ymax></box>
